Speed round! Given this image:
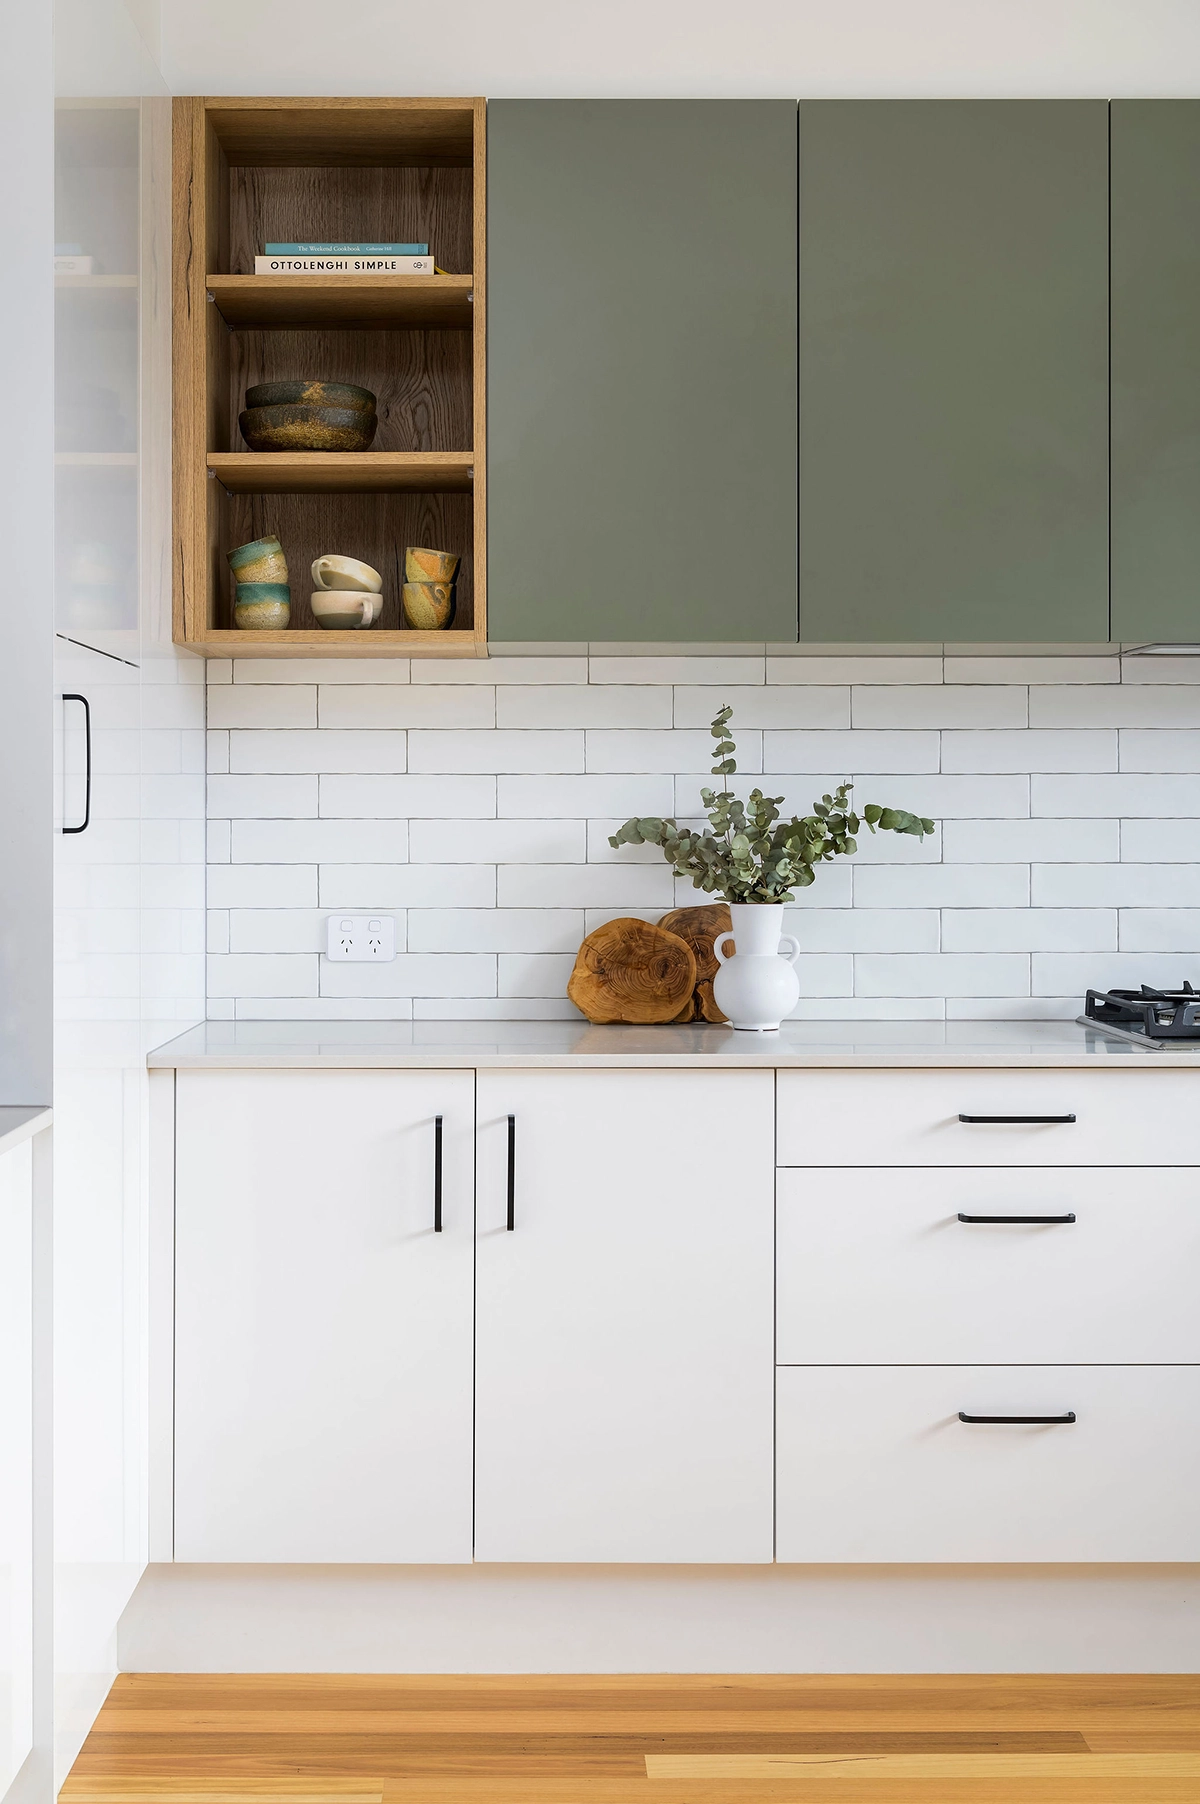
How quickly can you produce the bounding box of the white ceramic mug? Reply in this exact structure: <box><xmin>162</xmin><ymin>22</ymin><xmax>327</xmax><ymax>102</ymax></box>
<box><xmin>310</xmin><ymin>591</ymin><xmax>380</xmax><ymax>630</ymax></box>
<box><xmin>311</xmin><ymin>554</ymin><xmax>383</xmax><ymax>592</ymax></box>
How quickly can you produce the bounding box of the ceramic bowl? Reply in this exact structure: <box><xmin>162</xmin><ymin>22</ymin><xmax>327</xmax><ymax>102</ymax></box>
<box><xmin>310</xmin><ymin>590</ymin><xmax>381</xmax><ymax>630</ymax></box>
<box><xmin>402</xmin><ymin>580</ymin><xmax>456</xmax><ymax>630</ymax></box>
<box><xmin>405</xmin><ymin>545</ymin><xmax>461</xmax><ymax>583</ymax></box>
<box><xmin>239</xmin><ymin>404</ymin><xmax>377</xmax><ymax>453</ymax></box>
<box><xmin>234</xmin><ymin>581</ymin><xmax>290</xmax><ymax>631</ymax></box>
<box><xmin>311</xmin><ymin>553</ymin><xmax>383</xmax><ymax>592</ymax></box>
<box><xmin>227</xmin><ymin>534</ymin><xmax>288</xmax><ymax>585</ymax></box>
<box><xmin>244</xmin><ymin>379</ymin><xmax>376</xmax><ymax>415</ymax></box>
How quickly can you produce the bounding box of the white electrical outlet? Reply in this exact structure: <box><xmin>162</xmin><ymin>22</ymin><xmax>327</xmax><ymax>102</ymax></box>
<box><xmin>325</xmin><ymin>915</ymin><xmax>396</xmax><ymax>962</ymax></box>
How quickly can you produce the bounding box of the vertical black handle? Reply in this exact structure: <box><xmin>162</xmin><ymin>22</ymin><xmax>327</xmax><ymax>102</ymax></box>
<box><xmin>506</xmin><ymin>1115</ymin><xmax>515</xmax><ymax>1231</ymax></box>
<box><xmin>433</xmin><ymin>1115</ymin><xmax>443</xmax><ymax>1232</ymax></box>
<box><xmin>62</xmin><ymin>694</ymin><xmax>91</xmax><ymax>834</ymax></box>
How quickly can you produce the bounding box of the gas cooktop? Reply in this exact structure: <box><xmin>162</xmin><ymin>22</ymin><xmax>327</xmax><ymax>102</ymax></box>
<box><xmin>1079</xmin><ymin>984</ymin><xmax>1200</xmax><ymax>1049</ymax></box>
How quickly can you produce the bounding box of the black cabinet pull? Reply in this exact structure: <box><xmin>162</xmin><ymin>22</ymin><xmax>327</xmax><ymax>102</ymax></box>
<box><xmin>433</xmin><ymin>1115</ymin><xmax>443</xmax><ymax>1232</ymax></box>
<box><xmin>506</xmin><ymin>1114</ymin><xmax>516</xmax><ymax>1231</ymax></box>
<box><xmin>959</xmin><ymin>1411</ymin><xmax>1077</xmax><ymax>1425</ymax></box>
<box><xmin>957</xmin><ymin>1212</ymin><xmax>1076</xmax><ymax>1225</ymax></box>
<box><xmin>61</xmin><ymin>693</ymin><xmax>91</xmax><ymax>834</ymax></box>
<box><xmin>958</xmin><ymin>1113</ymin><xmax>1076</xmax><ymax>1125</ymax></box>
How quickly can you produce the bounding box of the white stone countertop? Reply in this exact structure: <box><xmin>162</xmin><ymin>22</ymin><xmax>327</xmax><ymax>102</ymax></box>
<box><xmin>0</xmin><ymin>1105</ymin><xmax>52</xmax><ymax>1157</ymax></box>
<box><xmin>146</xmin><ymin>1019</ymin><xmax>1200</xmax><ymax>1069</ymax></box>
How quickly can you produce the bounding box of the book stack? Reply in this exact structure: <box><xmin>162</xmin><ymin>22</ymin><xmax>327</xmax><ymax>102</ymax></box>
<box><xmin>253</xmin><ymin>241</ymin><xmax>440</xmax><ymax>275</ymax></box>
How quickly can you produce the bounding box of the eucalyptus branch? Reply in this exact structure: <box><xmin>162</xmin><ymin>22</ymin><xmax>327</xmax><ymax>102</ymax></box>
<box><xmin>609</xmin><ymin>703</ymin><xmax>936</xmax><ymax>905</ymax></box>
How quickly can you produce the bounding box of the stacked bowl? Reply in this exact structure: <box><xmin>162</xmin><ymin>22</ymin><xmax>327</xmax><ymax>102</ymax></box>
<box><xmin>310</xmin><ymin>554</ymin><xmax>383</xmax><ymax>630</ymax></box>
<box><xmin>239</xmin><ymin>380</ymin><xmax>378</xmax><ymax>452</ymax></box>
<box><xmin>403</xmin><ymin>546</ymin><xmax>460</xmax><ymax>628</ymax></box>
<box><xmin>228</xmin><ymin>534</ymin><xmax>290</xmax><ymax>629</ymax></box>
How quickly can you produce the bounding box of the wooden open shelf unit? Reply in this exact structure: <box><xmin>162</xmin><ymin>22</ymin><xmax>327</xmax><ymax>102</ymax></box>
<box><xmin>173</xmin><ymin>96</ymin><xmax>486</xmax><ymax>658</ymax></box>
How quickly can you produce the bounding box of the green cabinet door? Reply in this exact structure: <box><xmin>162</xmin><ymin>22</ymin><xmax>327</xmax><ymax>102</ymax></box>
<box><xmin>799</xmin><ymin>101</ymin><xmax>1109</xmax><ymax>644</ymax></box>
<box><xmin>1112</xmin><ymin>102</ymin><xmax>1200</xmax><ymax>643</ymax></box>
<box><xmin>487</xmin><ymin>101</ymin><xmax>797</xmax><ymax>643</ymax></box>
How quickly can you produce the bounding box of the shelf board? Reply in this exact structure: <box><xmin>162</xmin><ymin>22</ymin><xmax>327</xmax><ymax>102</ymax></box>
<box><xmin>187</xmin><ymin>629</ymin><xmax>484</xmax><ymax>659</ymax></box>
<box><xmin>207</xmin><ymin>272</ymin><xmax>474</xmax><ymax>329</ymax></box>
<box><xmin>207</xmin><ymin>450</ymin><xmax>474</xmax><ymax>494</ymax></box>
<box><xmin>56</xmin><ymin>451</ymin><xmax>137</xmax><ymax>467</ymax></box>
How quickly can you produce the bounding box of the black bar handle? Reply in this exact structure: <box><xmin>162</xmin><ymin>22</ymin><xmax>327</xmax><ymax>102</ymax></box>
<box><xmin>957</xmin><ymin>1212</ymin><xmax>1077</xmax><ymax>1225</ymax></box>
<box><xmin>959</xmin><ymin>1411</ymin><xmax>1077</xmax><ymax>1425</ymax></box>
<box><xmin>433</xmin><ymin>1115</ymin><xmax>443</xmax><ymax>1233</ymax></box>
<box><xmin>62</xmin><ymin>693</ymin><xmax>91</xmax><ymax>834</ymax></box>
<box><xmin>506</xmin><ymin>1114</ymin><xmax>515</xmax><ymax>1231</ymax></box>
<box><xmin>958</xmin><ymin>1113</ymin><xmax>1076</xmax><ymax>1125</ymax></box>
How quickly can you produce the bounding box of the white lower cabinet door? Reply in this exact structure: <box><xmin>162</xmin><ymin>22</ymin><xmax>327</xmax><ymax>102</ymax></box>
<box><xmin>474</xmin><ymin>1068</ymin><xmax>775</xmax><ymax>1562</ymax></box>
<box><xmin>174</xmin><ymin>1069</ymin><xmax>474</xmax><ymax>1562</ymax></box>
<box><xmin>777</xmin><ymin>1365</ymin><xmax>1200</xmax><ymax>1562</ymax></box>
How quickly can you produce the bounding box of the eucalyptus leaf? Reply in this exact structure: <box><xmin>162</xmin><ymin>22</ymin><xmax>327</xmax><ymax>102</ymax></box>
<box><xmin>608</xmin><ymin>705</ymin><xmax>937</xmax><ymax>903</ymax></box>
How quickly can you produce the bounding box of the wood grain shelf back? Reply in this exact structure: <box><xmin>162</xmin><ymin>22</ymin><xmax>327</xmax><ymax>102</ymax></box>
<box><xmin>206</xmin><ymin>100</ymin><xmax>477</xmax><ymax>167</ymax></box>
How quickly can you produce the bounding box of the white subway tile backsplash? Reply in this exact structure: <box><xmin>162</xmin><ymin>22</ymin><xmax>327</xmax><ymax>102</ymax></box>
<box><xmin>411</xmin><ymin>819</ymin><xmax>587</xmax><ymax>863</ymax></box>
<box><xmin>498</xmin><ymin>953</ymin><xmax>578</xmax><ymax>997</ymax></box>
<box><xmin>230</xmin><ymin>818</ymin><xmax>409</xmax><ymax>863</ymax></box>
<box><xmin>1120</xmin><ymin>655</ymin><xmax>1200</xmax><ymax>685</ymax></box>
<box><xmin>854</xmin><ymin>864</ymin><xmax>1029</xmax><ymax>909</ymax></box>
<box><xmin>409</xmin><ymin>729</ymin><xmax>584</xmax><ymax>774</ymax></box>
<box><xmin>205</xmin><ymin>654</ymin><xmax>1200</xmax><ymax>1019</ymax></box>
<box><xmin>941</xmin><ymin>730</ymin><xmax>1117</xmax><ymax>773</ymax></box>
<box><xmin>856</xmin><ymin>953</ymin><xmax>1031</xmax><ymax>997</ymax></box>
<box><xmin>318</xmin><ymin>865</ymin><xmax>494</xmax><ymax>909</ymax></box>
<box><xmin>319</xmin><ymin>686</ymin><xmax>494</xmax><ymax>729</ymax></box>
<box><xmin>590</xmin><ymin>656</ymin><xmax>764</xmax><ymax>685</ymax></box>
<box><xmin>207</xmin><ymin>864</ymin><xmax>318</xmax><ymax>908</ymax></box>
<box><xmin>673</xmin><ymin>686</ymin><xmax>850</xmax><ymax>728</ymax></box>
<box><xmin>319</xmin><ymin>774</ymin><xmax>495</xmax><ymax>818</ymax></box>
<box><xmin>943</xmin><ymin>657</ymin><xmax>1120</xmax><ymax>685</ymax></box>
<box><xmin>208</xmin><ymin>686</ymin><xmax>317</xmax><ymax>728</ymax></box>
<box><xmin>586</xmin><ymin>728</ymin><xmax>761</xmax><ymax>774</ymax></box>
<box><xmin>1119</xmin><ymin>729</ymin><xmax>1200</xmax><ymax>771</ymax></box>
<box><xmin>766</xmin><ymin>656</ymin><xmax>942</xmax><ymax>685</ymax></box>
<box><xmin>207</xmin><ymin>774</ymin><xmax>317</xmax><ymax>818</ymax></box>
<box><xmin>498</xmin><ymin>686</ymin><xmax>671</xmax><ymax>729</ymax></box>
<box><xmin>942</xmin><ymin>909</ymin><xmax>1116</xmax><ymax>952</ymax></box>
<box><xmin>1031</xmin><ymin>687</ymin><xmax>1200</xmax><ymax>727</ymax></box>
<box><xmin>765</xmin><ymin>730</ymin><xmax>940</xmax><ymax>773</ymax></box>
<box><xmin>1033</xmin><ymin>864</ymin><xmax>1200</xmax><ymax>907</ymax></box>
<box><xmin>853</xmin><ymin>687</ymin><xmax>1027</xmax><ymax>729</ymax></box>
<box><xmin>498</xmin><ymin>864</ymin><xmax>676</xmax><ymax>909</ymax></box>
<box><xmin>1033</xmin><ymin>773</ymin><xmax>1200</xmax><ymax>817</ymax></box>
<box><xmin>1117</xmin><ymin>910</ymin><xmax>1200</xmax><ymax>952</ymax></box>
<box><xmin>409</xmin><ymin>910</ymin><xmax>583</xmax><ymax>953</ymax></box>
<box><xmin>500</xmin><ymin>775</ymin><xmax>675</xmax><ymax>818</ymax></box>
<box><xmin>230</xmin><ymin>729</ymin><xmax>407</xmax><ymax>774</ymax></box>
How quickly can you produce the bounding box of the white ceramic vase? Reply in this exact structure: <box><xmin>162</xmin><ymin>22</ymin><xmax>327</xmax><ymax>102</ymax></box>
<box><xmin>711</xmin><ymin>903</ymin><xmax>801</xmax><ymax>1032</ymax></box>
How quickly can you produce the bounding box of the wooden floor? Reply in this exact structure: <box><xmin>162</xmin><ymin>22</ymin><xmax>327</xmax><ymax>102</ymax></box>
<box><xmin>62</xmin><ymin>1674</ymin><xmax>1200</xmax><ymax>1804</ymax></box>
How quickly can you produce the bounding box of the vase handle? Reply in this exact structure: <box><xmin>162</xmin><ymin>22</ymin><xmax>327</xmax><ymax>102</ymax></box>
<box><xmin>778</xmin><ymin>934</ymin><xmax>801</xmax><ymax>967</ymax></box>
<box><xmin>713</xmin><ymin>933</ymin><xmax>735</xmax><ymax>965</ymax></box>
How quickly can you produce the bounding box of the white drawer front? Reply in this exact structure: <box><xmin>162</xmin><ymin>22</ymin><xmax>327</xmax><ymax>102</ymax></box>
<box><xmin>777</xmin><ymin>1167</ymin><xmax>1200</xmax><ymax>1365</ymax></box>
<box><xmin>776</xmin><ymin>1069</ymin><xmax>1200</xmax><ymax>1166</ymax></box>
<box><xmin>777</xmin><ymin>1366</ymin><xmax>1200</xmax><ymax>1562</ymax></box>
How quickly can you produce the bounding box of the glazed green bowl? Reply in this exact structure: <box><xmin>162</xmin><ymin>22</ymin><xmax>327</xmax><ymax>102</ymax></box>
<box><xmin>227</xmin><ymin>534</ymin><xmax>287</xmax><ymax>584</ymax></box>
<box><xmin>239</xmin><ymin>403</ymin><xmax>378</xmax><ymax>453</ymax></box>
<box><xmin>244</xmin><ymin>379</ymin><xmax>376</xmax><ymax>414</ymax></box>
<box><xmin>234</xmin><ymin>579</ymin><xmax>291</xmax><ymax>631</ymax></box>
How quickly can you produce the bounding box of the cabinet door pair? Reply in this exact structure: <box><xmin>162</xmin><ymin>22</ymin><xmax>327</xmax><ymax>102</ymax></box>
<box><xmin>173</xmin><ymin>1068</ymin><xmax>774</xmax><ymax>1564</ymax></box>
<box><xmin>489</xmin><ymin>99</ymin><xmax>1200</xmax><ymax>645</ymax></box>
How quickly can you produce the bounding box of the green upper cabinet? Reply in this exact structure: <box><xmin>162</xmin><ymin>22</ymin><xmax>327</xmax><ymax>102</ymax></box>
<box><xmin>1111</xmin><ymin>102</ymin><xmax>1200</xmax><ymax>644</ymax></box>
<box><xmin>487</xmin><ymin>100</ymin><xmax>798</xmax><ymax>643</ymax></box>
<box><xmin>799</xmin><ymin>101</ymin><xmax>1109</xmax><ymax>644</ymax></box>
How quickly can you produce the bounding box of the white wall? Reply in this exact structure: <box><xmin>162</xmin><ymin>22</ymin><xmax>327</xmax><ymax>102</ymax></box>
<box><xmin>160</xmin><ymin>0</ymin><xmax>1200</xmax><ymax>97</ymax></box>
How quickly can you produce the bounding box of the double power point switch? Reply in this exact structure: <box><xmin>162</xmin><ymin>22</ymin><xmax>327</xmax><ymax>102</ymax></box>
<box><xmin>325</xmin><ymin>916</ymin><xmax>396</xmax><ymax>962</ymax></box>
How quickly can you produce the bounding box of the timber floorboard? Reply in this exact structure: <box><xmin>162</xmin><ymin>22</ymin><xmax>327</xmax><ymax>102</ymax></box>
<box><xmin>61</xmin><ymin>1673</ymin><xmax>1200</xmax><ymax>1804</ymax></box>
